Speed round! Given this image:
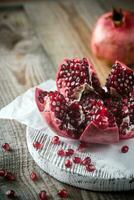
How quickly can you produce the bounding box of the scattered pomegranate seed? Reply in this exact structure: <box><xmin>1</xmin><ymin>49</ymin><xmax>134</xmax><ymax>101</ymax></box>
<box><xmin>30</xmin><ymin>171</ymin><xmax>38</xmax><ymax>181</ymax></box>
<box><xmin>51</xmin><ymin>136</ymin><xmax>60</xmax><ymax>144</ymax></box>
<box><xmin>57</xmin><ymin>149</ymin><xmax>65</xmax><ymax>157</ymax></box>
<box><xmin>5</xmin><ymin>172</ymin><xmax>15</xmax><ymax>181</ymax></box>
<box><xmin>121</xmin><ymin>145</ymin><xmax>129</xmax><ymax>153</ymax></box>
<box><xmin>65</xmin><ymin>149</ymin><xmax>74</xmax><ymax>156</ymax></box>
<box><xmin>33</xmin><ymin>142</ymin><xmax>43</xmax><ymax>150</ymax></box>
<box><xmin>58</xmin><ymin>189</ymin><xmax>68</xmax><ymax>198</ymax></box>
<box><xmin>81</xmin><ymin>157</ymin><xmax>91</xmax><ymax>165</ymax></box>
<box><xmin>65</xmin><ymin>160</ymin><xmax>72</xmax><ymax>168</ymax></box>
<box><xmin>39</xmin><ymin>190</ymin><xmax>47</xmax><ymax>200</ymax></box>
<box><xmin>86</xmin><ymin>164</ymin><xmax>96</xmax><ymax>172</ymax></box>
<box><xmin>73</xmin><ymin>156</ymin><xmax>82</xmax><ymax>164</ymax></box>
<box><xmin>2</xmin><ymin>143</ymin><xmax>10</xmax><ymax>151</ymax></box>
<box><xmin>5</xmin><ymin>190</ymin><xmax>15</xmax><ymax>198</ymax></box>
<box><xmin>77</xmin><ymin>142</ymin><xmax>88</xmax><ymax>151</ymax></box>
<box><xmin>0</xmin><ymin>169</ymin><xmax>6</xmax><ymax>177</ymax></box>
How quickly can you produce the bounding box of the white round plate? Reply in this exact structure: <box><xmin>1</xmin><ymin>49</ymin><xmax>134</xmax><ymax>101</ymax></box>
<box><xmin>26</xmin><ymin>127</ymin><xmax>134</xmax><ymax>191</ymax></box>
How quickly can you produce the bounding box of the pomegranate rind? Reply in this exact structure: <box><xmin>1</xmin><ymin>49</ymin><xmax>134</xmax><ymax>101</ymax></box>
<box><xmin>80</xmin><ymin>121</ymin><xmax>119</xmax><ymax>144</ymax></box>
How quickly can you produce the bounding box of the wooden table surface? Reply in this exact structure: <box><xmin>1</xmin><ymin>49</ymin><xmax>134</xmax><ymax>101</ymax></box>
<box><xmin>0</xmin><ymin>0</ymin><xmax>134</xmax><ymax>199</ymax></box>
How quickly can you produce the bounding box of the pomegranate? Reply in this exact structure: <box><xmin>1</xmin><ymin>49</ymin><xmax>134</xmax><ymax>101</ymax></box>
<box><xmin>56</xmin><ymin>58</ymin><xmax>102</xmax><ymax>100</ymax></box>
<box><xmin>106</xmin><ymin>61</ymin><xmax>134</xmax><ymax>139</ymax></box>
<box><xmin>35</xmin><ymin>58</ymin><xmax>134</xmax><ymax>144</ymax></box>
<box><xmin>35</xmin><ymin>88</ymin><xmax>85</xmax><ymax>139</ymax></box>
<box><xmin>106</xmin><ymin>61</ymin><xmax>134</xmax><ymax>97</ymax></box>
<box><xmin>91</xmin><ymin>8</ymin><xmax>134</xmax><ymax>65</ymax></box>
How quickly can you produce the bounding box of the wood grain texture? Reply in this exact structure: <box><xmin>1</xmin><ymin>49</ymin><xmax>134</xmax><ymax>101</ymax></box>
<box><xmin>0</xmin><ymin>0</ymin><xmax>134</xmax><ymax>199</ymax></box>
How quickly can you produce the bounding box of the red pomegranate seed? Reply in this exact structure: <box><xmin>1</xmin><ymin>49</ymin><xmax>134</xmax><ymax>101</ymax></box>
<box><xmin>5</xmin><ymin>190</ymin><xmax>15</xmax><ymax>198</ymax></box>
<box><xmin>39</xmin><ymin>190</ymin><xmax>47</xmax><ymax>200</ymax></box>
<box><xmin>30</xmin><ymin>171</ymin><xmax>38</xmax><ymax>181</ymax></box>
<box><xmin>2</xmin><ymin>143</ymin><xmax>10</xmax><ymax>151</ymax></box>
<box><xmin>0</xmin><ymin>169</ymin><xmax>6</xmax><ymax>177</ymax></box>
<box><xmin>81</xmin><ymin>157</ymin><xmax>91</xmax><ymax>165</ymax></box>
<box><xmin>33</xmin><ymin>142</ymin><xmax>43</xmax><ymax>150</ymax></box>
<box><xmin>77</xmin><ymin>142</ymin><xmax>88</xmax><ymax>151</ymax></box>
<box><xmin>58</xmin><ymin>189</ymin><xmax>68</xmax><ymax>198</ymax></box>
<box><xmin>57</xmin><ymin>149</ymin><xmax>65</xmax><ymax>157</ymax></box>
<box><xmin>121</xmin><ymin>145</ymin><xmax>129</xmax><ymax>153</ymax></box>
<box><xmin>86</xmin><ymin>164</ymin><xmax>96</xmax><ymax>172</ymax></box>
<box><xmin>65</xmin><ymin>149</ymin><xmax>74</xmax><ymax>156</ymax></box>
<box><xmin>51</xmin><ymin>136</ymin><xmax>60</xmax><ymax>144</ymax></box>
<box><xmin>65</xmin><ymin>160</ymin><xmax>72</xmax><ymax>168</ymax></box>
<box><xmin>5</xmin><ymin>172</ymin><xmax>15</xmax><ymax>181</ymax></box>
<box><xmin>73</xmin><ymin>156</ymin><xmax>82</xmax><ymax>164</ymax></box>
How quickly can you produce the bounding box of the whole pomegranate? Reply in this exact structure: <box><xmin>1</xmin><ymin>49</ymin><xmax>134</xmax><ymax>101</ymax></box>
<box><xmin>91</xmin><ymin>9</ymin><xmax>134</xmax><ymax>65</ymax></box>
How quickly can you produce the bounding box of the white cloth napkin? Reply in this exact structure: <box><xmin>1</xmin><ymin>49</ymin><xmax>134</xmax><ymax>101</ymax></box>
<box><xmin>0</xmin><ymin>79</ymin><xmax>56</xmax><ymax>129</ymax></box>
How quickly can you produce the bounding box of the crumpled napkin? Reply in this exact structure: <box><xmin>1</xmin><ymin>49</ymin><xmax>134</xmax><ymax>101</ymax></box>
<box><xmin>0</xmin><ymin>79</ymin><xmax>56</xmax><ymax>130</ymax></box>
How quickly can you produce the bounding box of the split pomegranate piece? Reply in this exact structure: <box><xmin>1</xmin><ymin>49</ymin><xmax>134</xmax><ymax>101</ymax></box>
<box><xmin>105</xmin><ymin>61</ymin><xmax>134</xmax><ymax>139</ymax></box>
<box><xmin>56</xmin><ymin>58</ymin><xmax>102</xmax><ymax>100</ymax></box>
<box><xmin>35</xmin><ymin>88</ymin><xmax>85</xmax><ymax>139</ymax></box>
<box><xmin>80</xmin><ymin>97</ymin><xmax>119</xmax><ymax>144</ymax></box>
<box><xmin>106</xmin><ymin>61</ymin><xmax>134</xmax><ymax>97</ymax></box>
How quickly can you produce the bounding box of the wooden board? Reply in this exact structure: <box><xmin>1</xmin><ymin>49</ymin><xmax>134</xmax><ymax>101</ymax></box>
<box><xmin>0</xmin><ymin>0</ymin><xmax>134</xmax><ymax>199</ymax></box>
<box><xmin>27</xmin><ymin>127</ymin><xmax>134</xmax><ymax>192</ymax></box>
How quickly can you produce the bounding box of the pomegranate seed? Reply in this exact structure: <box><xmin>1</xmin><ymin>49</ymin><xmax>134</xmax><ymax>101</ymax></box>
<box><xmin>121</xmin><ymin>145</ymin><xmax>129</xmax><ymax>153</ymax></box>
<box><xmin>30</xmin><ymin>171</ymin><xmax>38</xmax><ymax>181</ymax></box>
<box><xmin>0</xmin><ymin>169</ymin><xmax>6</xmax><ymax>177</ymax></box>
<box><xmin>58</xmin><ymin>189</ymin><xmax>68</xmax><ymax>198</ymax></box>
<box><xmin>5</xmin><ymin>172</ymin><xmax>15</xmax><ymax>181</ymax></box>
<box><xmin>65</xmin><ymin>160</ymin><xmax>72</xmax><ymax>168</ymax></box>
<box><xmin>51</xmin><ymin>136</ymin><xmax>60</xmax><ymax>144</ymax></box>
<box><xmin>5</xmin><ymin>190</ymin><xmax>15</xmax><ymax>198</ymax></box>
<box><xmin>73</xmin><ymin>156</ymin><xmax>82</xmax><ymax>164</ymax></box>
<box><xmin>2</xmin><ymin>143</ymin><xmax>10</xmax><ymax>151</ymax></box>
<box><xmin>33</xmin><ymin>142</ymin><xmax>43</xmax><ymax>150</ymax></box>
<box><xmin>81</xmin><ymin>157</ymin><xmax>91</xmax><ymax>165</ymax></box>
<box><xmin>57</xmin><ymin>149</ymin><xmax>65</xmax><ymax>157</ymax></box>
<box><xmin>65</xmin><ymin>149</ymin><xmax>74</xmax><ymax>156</ymax></box>
<box><xmin>39</xmin><ymin>190</ymin><xmax>47</xmax><ymax>200</ymax></box>
<box><xmin>77</xmin><ymin>142</ymin><xmax>88</xmax><ymax>151</ymax></box>
<box><xmin>86</xmin><ymin>164</ymin><xmax>96</xmax><ymax>172</ymax></box>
